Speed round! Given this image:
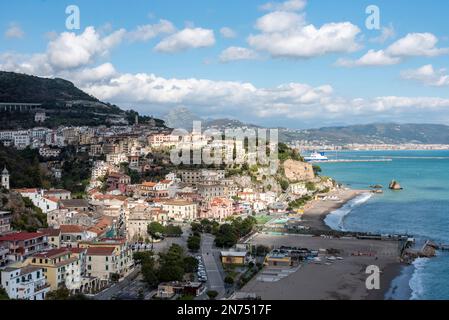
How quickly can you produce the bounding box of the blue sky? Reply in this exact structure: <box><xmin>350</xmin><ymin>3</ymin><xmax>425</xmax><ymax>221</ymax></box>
<box><xmin>1</xmin><ymin>0</ymin><xmax>449</xmax><ymax>128</ymax></box>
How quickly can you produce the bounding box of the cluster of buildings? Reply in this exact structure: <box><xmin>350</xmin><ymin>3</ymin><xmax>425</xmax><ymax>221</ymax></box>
<box><xmin>0</xmin><ymin>118</ymin><xmax>333</xmax><ymax>300</ymax></box>
<box><xmin>0</xmin><ymin>229</ymin><xmax>133</xmax><ymax>299</ymax></box>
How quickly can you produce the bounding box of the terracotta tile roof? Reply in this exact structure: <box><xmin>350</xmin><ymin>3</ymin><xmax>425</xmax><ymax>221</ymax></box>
<box><xmin>86</xmin><ymin>247</ymin><xmax>115</xmax><ymax>256</ymax></box>
<box><xmin>59</xmin><ymin>199</ymin><xmax>89</xmax><ymax>208</ymax></box>
<box><xmin>142</xmin><ymin>182</ymin><xmax>157</xmax><ymax>187</ymax></box>
<box><xmin>13</xmin><ymin>188</ymin><xmax>39</xmax><ymax>193</ymax></box>
<box><xmin>33</xmin><ymin>248</ymin><xmax>70</xmax><ymax>259</ymax></box>
<box><xmin>0</xmin><ymin>232</ymin><xmax>45</xmax><ymax>242</ymax></box>
<box><xmin>44</xmin><ymin>196</ymin><xmax>59</xmax><ymax>203</ymax></box>
<box><xmin>44</xmin><ymin>189</ymin><xmax>71</xmax><ymax>194</ymax></box>
<box><xmin>39</xmin><ymin>228</ymin><xmax>61</xmax><ymax>237</ymax></box>
<box><xmin>60</xmin><ymin>225</ymin><xmax>85</xmax><ymax>234</ymax></box>
<box><xmin>68</xmin><ymin>247</ymin><xmax>87</xmax><ymax>254</ymax></box>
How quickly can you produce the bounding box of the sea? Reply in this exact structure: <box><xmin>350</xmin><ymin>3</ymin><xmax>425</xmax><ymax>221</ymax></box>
<box><xmin>319</xmin><ymin>150</ymin><xmax>449</xmax><ymax>300</ymax></box>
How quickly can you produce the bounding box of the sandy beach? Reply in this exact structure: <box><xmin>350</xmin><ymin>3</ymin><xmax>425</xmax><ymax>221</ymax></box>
<box><xmin>301</xmin><ymin>189</ymin><xmax>368</xmax><ymax>232</ymax></box>
<box><xmin>241</xmin><ymin>188</ymin><xmax>407</xmax><ymax>300</ymax></box>
<box><xmin>243</xmin><ymin>233</ymin><xmax>404</xmax><ymax>300</ymax></box>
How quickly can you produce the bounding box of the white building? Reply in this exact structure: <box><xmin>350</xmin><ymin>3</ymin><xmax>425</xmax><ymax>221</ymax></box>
<box><xmin>162</xmin><ymin>200</ymin><xmax>198</xmax><ymax>222</ymax></box>
<box><xmin>34</xmin><ymin>112</ymin><xmax>47</xmax><ymax>123</ymax></box>
<box><xmin>39</xmin><ymin>147</ymin><xmax>61</xmax><ymax>158</ymax></box>
<box><xmin>14</xmin><ymin>189</ymin><xmax>59</xmax><ymax>213</ymax></box>
<box><xmin>1</xmin><ymin>265</ymin><xmax>50</xmax><ymax>300</ymax></box>
<box><xmin>13</xmin><ymin>131</ymin><xmax>31</xmax><ymax>149</ymax></box>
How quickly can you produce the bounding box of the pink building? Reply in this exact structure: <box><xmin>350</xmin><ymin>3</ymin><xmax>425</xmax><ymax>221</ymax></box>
<box><xmin>201</xmin><ymin>197</ymin><xmax>234</xmax><ymax>221</ymax></box>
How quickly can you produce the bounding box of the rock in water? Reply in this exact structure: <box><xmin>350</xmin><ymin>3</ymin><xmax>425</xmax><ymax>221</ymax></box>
<box><xmin>389</xmin><ymin>180</ymin><xmax>403</xmax><ymax>190</ymax></box>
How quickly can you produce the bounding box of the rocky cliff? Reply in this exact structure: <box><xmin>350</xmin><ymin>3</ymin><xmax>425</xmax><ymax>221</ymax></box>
<box><xmin>283</xmin><ymin>160</ymin><xmax>315</xmax><ymax>182</ymax></box>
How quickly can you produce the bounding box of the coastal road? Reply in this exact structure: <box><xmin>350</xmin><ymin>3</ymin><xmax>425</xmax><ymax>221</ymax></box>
<box><xmin>201</xmin><ymin>234</ymin><xmax>225</xmax><ymax>299</ymax></box>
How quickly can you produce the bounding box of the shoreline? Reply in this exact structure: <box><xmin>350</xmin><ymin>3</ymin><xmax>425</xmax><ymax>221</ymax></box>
<box><xmin>301</xmin><ymin>188</ymin><xmax>369</xmax><ymax>232</ymax></box>
<box><xmin>301</xmin><ymin>188</ymin><xmax>411</xmax><ymax>300</ymax></box>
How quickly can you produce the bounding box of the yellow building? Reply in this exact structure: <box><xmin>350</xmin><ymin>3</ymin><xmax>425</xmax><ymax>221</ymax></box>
<box><xmin>220</xmin><ymin>251</ymin><xmax>247</xmax><ymax>266</ymax></box>
<box><xmin>264</xmin><ymin>252</ymin><xmax>292</xmax><ymax>267</ymax></box>
<box><xmin>27</xmin><ymin>248</ymin><xmax>81</xmax><ymax>292</ymax></box>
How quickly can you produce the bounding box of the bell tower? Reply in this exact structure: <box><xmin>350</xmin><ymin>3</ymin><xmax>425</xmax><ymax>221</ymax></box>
<box><xmin>1</xmin><ymin>167</ymin><xmax>10</xmax><ymax>190</ymax></box>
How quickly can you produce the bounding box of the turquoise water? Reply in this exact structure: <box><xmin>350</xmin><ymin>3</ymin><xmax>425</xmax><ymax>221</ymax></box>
<box><xmin>319</xmin><ymin>150</ymin><xmax>449</xmax><ymax>300</ymax></box>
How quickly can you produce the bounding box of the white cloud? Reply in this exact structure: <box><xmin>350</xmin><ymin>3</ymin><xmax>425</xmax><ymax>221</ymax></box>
<box><xmin>370</xmin><ymin>24</ymin><xmax>395</xmax><ymax>43</ymax></box>
<box><xmin>219</xmin><ymin>47</ymin><xmax>259</xmax><ymax>63</ymax></box>
<box><xmin>339</xmin><ymin>33</ymin><xmax>449</xmax><ymax>67</ymax></box>
<box><xmin>260</xmin><ymin>0</ymin><xmax>307</xmax><ymax>12</ymax></box>
<box><xmin>336</xmin><ymin>49</ymin><xmax>400</xmax><ymax>67</ymax></box>
<box><xmin>155</xmin><ymin>28</ymin><xmax>215</xmax><ymax>53</ymax></box>
<box><xmin>61</xmin><ymin>63</ymin><xmax>118</xmax><ymax>84</ymax></box>
<box><xmin>0</xmin><ymin>26</ymin><xmax>126</xmax><ymax>76</ymax></box>
<box><xmin>5</xmin><ymin>23</ymin><xmax>24</xmax><ymax>39</ymax></box>
<box><xmin>220</xmin><ymin>27</ymin><xmax>237</xmax><ymax>39</ymax></box>
<box><xmin>255</xmin><ymin>11</ymin><xmax>306</xmax><ymax>33</ymax></box>
<box><xmin>71</xmin><ymin>67</ymin><xmax>449</xmax><ymax>126</ymax></box>
<box><xmin>248</xmin><ymin>15</ymin><xmax>361</xmax><ymax>59</ymax></box>
<box><xmin>387</xmin><ymin>33</ymin><xmax>449</xmax><ymax>57</ymax></box>
<box><xmin>401</xmin><ymin>64</ymin><xmax>449</xmax><ymax>87</ymax></box>
<box><xmin>128</xmin><ymin>19</ymin><xmax>176</xmax><ymax>42</ymax></box>
<box><xmin>47</xmin><ymin>26</ymin><xmax>126</xmax><ymax>69</ymax></box>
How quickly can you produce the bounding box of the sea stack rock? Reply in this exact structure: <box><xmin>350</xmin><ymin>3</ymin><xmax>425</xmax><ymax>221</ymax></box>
<box><xmin>389</xmin><ymin>180</ymin><xmax>403</xmax><ymax>190</ymax></box>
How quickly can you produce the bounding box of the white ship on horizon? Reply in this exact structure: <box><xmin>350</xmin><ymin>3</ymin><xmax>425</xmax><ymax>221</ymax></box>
<box><xmin>304</xmin><ymin>151</ymin><xmax>329</xmax><ymax>162</ymax></box>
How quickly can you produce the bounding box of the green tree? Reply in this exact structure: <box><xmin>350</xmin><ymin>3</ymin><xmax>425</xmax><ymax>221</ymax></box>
<box><xmin>147</xmin><ymin>222</ymin><xmax>165</xmax><ymax>250</ymax></box>
<box><xmin>0</xmin><ymin>287</ymin><xmax>9</xmax><ymax>300</ymax></box>
<box><xmin>187</xmin><ymin>235</ymin><xmax>201</xmax><ymax>252</ymax></box>
<box><xmin>164</xmin><ymin>224</ymin><xmax>183</xmax><ymax>237</ymax></box>
<box><xmin>45</xmin><ymin>286</ymin><xmax>71</xmax><ymax>300</ymax></box>
<box><xmin>207</xmin><ymin>290</ymin><xmax>218</xmax><ymax>300</ymax></box>
<box><xmin>224</xmin><ymin>276</ymin><xmax>234</xmax><ymax>286</ymax></box>
<box><xmin>142</xmin><ymin>263</ymin><xmax>159</xmax><ymax>287</ymax></box>
<box><xmin>183</xmin><ymin>256</ymin><xmax>199</xmax><ymax>273</ymax></box>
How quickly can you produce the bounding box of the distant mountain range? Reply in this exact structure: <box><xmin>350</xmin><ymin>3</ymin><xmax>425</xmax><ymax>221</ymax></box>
<box><xmin>281</xmin><ymin>123</ymin><xmax>449</xmax><ymax>145</ymax></box>
<box><xmin>163</xmin><ymin>107</ymin><xmax>260</xmax><ymax>131</ymax></box>
<box><xmin>163</xmin><ymin>108</ymin><xmax>449</xmax><ymax>144</ymax></box>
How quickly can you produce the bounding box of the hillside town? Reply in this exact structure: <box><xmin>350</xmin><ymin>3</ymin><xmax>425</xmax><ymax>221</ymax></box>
<box><xmin>0</xmin><ymin>118</ymin><xmax>336</xmax><ymax>300</ymax></box>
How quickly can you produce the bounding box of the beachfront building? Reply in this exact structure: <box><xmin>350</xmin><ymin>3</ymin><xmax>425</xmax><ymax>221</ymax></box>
<box><xmin>289</xmin><ymin>183</ymin><xmax>309</xmax><ymax>196</ymax></box>
<box><xmin>264</xmin><ymin>251</ymin><xmax>292</xmax><ymax>267</ymax></box>
<box><xmin>1</xmin><ymin>265</ymin><xmax>50</xmax><ymax>300</ymax></box>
